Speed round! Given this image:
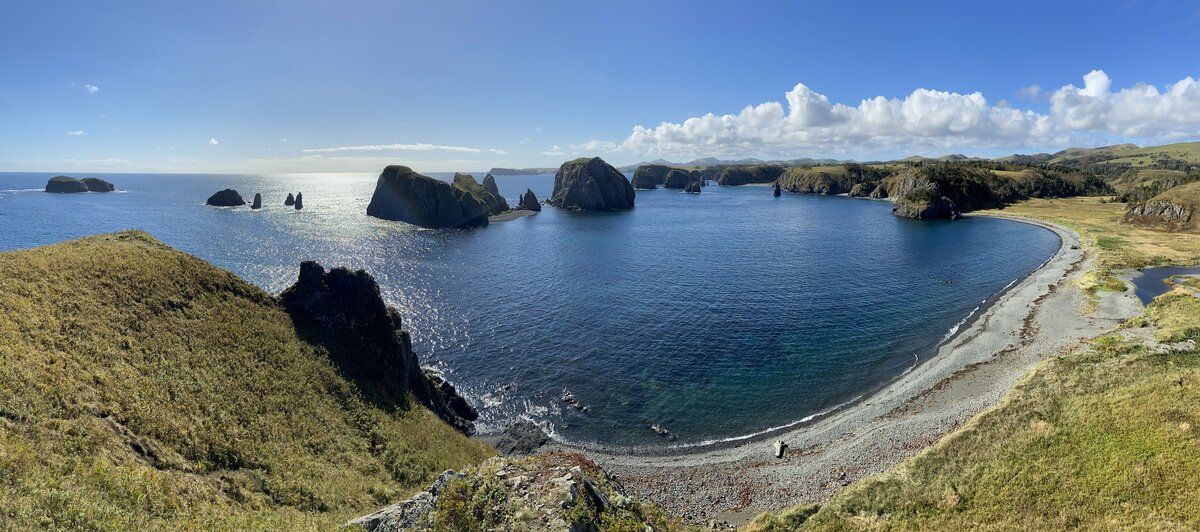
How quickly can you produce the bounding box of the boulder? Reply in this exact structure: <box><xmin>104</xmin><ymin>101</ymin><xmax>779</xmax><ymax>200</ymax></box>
<box><xmin>494</xmin><ymin>421</ymin><xmax>549</xmax><ymax>456</ymax></box>
<box><xmin>518</xmin><ymin>188</ymin><xmax>542</xmax><ymax>212</ymax></box>
<box><xmin>366</xmin><ymin>165</ymin><xmax>490</xmax><ymax>228</ymax></box>
<box><xmin>683</xmin><ymin>181</ymin><xmax>701</xmax><ymax>193</ymax></box>
<box><xmin>294</xmin><ymin>192</ymin><xmax>303</xmax><ymax>210</ymax></box>
<box><xmin>285</xmin><ymin>193</ymin><xmax>296</xmax><ymax>206</ymax></box>
<box><xmin>81</xmin><ymin>178</ymin><xmax>115</xmax><ymax>192</ymax></box>
<box><xmin>280</xmin><ymin>261</ymin><xmax>478</xmax><ymax>433</ymax></box>
<box><xmin>44</xmin><ymin>176</ymin><xmax>88</xmax><ymax>193</ymax></box>
<box><xmin>251</xmin><ymin>193</ymin><xmax>262</xmax><ymax>209</ymax></box>
<box><xmin>453</xmin><ymin>173</ymin><xmax>509</xmax><ymax>215</ymax></box>
<box><xmin>663</xmin><ymin>168</ymin><xmax>699</xmax><ymax>189</ymax></box>
<box><xmin>482</xmin><ymin>173</ymin><xmax>501</xmax><ymax>195</ymax></box>
<box><xmin>206</xmin><ymin>189</ymin><xmax>246</xmax><ymax>206</ymax></box>
<box><xmin>548</xmin><ymin>157</ymin><xmax>635</xmax><ymax>211</ymax></box>
<box><xmin>632</xmin><ymin>164</ymin><xmax>672</xmax><ymax>189</ymax></box>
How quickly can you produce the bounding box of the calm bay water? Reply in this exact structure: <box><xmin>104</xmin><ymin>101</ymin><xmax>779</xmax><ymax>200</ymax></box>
<box><xmin>0</xmin><ymin>171</ymin><xmax>1060</xmax><ymax>450</ymax></box>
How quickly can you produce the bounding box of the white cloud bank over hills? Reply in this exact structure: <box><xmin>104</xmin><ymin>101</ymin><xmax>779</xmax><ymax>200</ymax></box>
<box><xmin>608</xmin><ymin>70</ymin><xmax>1200</xmax><ymax>159</ymax></box>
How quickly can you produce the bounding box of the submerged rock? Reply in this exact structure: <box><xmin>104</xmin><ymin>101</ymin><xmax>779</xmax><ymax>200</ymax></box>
<box><xmin>683</xmin><ymin>181</ymin><xmax>701</xmax><ymax>193</ymax></box>
<box><xmin>44</xmin><ymin>176</ymin><xmax>88</xmax><ymax>193</ymax></box>
<box><xmin>206</xmin><ymin>189</ymin><xmax>246</xmax><ymax>207</ymax></box>
<box><xmin>280</xmin><ymin>261</ymin><xmax>478</xmax><ymax>433</ymax></box>
<box><xmin>251</xmin><ymin>193</ymin><xmax>262</xmax><ymax>209</ymax></box>
<box><xmin>453</xmin><ymin>173</ymin><xmax>509</xmax><ymax>215</ymax></box>
<box><xmin>294</xmin><ymin>192</ymin><xmax>303</xmax><ymax>210</ymax></box>
<box><xmin>548</xmin><ymin>157</ymin><xmax>635</xmax><ymax>211</ymax></box>
<box><xmin>366</xmin><ymin>165</ymin><xmax>490</xmax><ymax>228</ymax></box>
<box><xmin>81</xmin><ymin>177</ymin><xmax>115</xmax><ymax>192</ymax></box>
<box><xmin>285</xmin><ymin>192</ymin><xmax>296</xmax><ymax>206</ymax></box>
<box><xmin>518</xmin><ymin>188</ymin><xmax>542</xmax><ymax>212</ymax></box>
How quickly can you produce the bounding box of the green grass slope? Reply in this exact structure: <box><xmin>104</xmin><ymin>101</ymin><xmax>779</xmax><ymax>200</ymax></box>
<box><xmin>0</xmin><ymin>231</ymin><xmax>492</xmax><ymax>530</ymax></box>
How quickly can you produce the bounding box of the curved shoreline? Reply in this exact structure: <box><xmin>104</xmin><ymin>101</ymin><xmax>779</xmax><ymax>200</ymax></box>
<box><xmin>565</xmin><ymin>214</ymin><xmax>1143</xmax><ymax>525</ymax></box>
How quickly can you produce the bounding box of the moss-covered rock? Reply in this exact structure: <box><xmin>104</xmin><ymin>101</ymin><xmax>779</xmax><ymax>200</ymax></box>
<box><xmin>44</xmin><ymin>175</ymin><xmax>88</xmax><ymax>193</ymax></box>
<box><xmin>549</xmin><ymin>157</ymin><xmax>635</xmax><ymax>211</ymax></box>
<box><xmin>366</xmin><ymin>166</ymin><xmax>490</xmax><ymax>228</ymax></box>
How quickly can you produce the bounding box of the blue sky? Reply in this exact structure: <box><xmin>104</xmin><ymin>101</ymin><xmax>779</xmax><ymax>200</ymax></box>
<box><xmin>2</xmin><ymin>0</ymin><xmax>1199</xmax><ymax>173</ymax></box>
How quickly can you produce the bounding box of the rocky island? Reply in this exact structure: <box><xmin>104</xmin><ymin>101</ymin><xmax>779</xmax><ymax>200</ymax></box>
<box><xmin>548</xmin><ymin>157</ymin><xmax>635</xmax><ymax>211</ymax></box>
<box><xmin>205</xmin><ymin>188</ymin><xmax>246</xmax><ymax>206</ymax></box>
<box><xmin>366</xmin><ymin>165</ymin><xmax>491</xmax><ymax>228</ymax></box>
<box><xmin>44</xmin><ymin>175</ymin><xmax>115</xmax><ymax>193</ymax></box>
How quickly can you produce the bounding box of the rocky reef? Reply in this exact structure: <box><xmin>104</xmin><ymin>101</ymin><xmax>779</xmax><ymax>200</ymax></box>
<box><xmin>366</xmin><ymin>165</ymin><xmax>490</xmax><ymax>228</ymax></box>
<box><xmin>518</xmin><ymin>188</ymin><xmax>541</xmax><ymax>212</ymax></box>
<box><xmin>1122</xmin><ymin>181</ymin><xmax>1199</xmax><ymax>231</ymax></box>
<box><xmin>206</xmin><ymin>188</ymin><xmax>246</xmax><ymax>207</ymax></box>
<box><xmin>453</xmin><ymin>173</ymin><xmax>510</xmax><ymax>215</ymax></box>
<box><xmin>44</xmin><ymin>176</ymin><xmax>89</xmax><ymax>193</ymax></box>
<box><xmin>548</xmin><ymin>157</ymin><xmax>635</xmax><ymax>211</ymax></box>
<box><xmin>280</xmin><ymin>261</ymin><xmax>478</xmax><ymax>433</ymax></box>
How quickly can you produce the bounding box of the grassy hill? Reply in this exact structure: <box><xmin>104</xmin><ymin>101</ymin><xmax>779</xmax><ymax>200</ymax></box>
<box><xmin>0</xmin><ymin>231</ymin><xmax>492</xmax><ymax>529</ymax></box>
<box><xmin>1048</xmin><ymin>141</ymin><xmax>1200</xmax><ymax>168</ymax></box>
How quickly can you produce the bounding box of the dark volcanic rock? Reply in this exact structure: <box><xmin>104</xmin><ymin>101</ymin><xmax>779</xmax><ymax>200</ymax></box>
<box><xmin>285</xmin><ymin>193</ymin><xmax>296</xmax><ymax>206</ymax></box>
<box><xmin>281</xmin><ymin>261</ymin><xmax>478</xmax><ymax>433</ymax></box>
<box><xmin>366</xmin><ymin>165</ymin><xmax>490</xmax><ymax>228</ymax></box>
<box><xmin>632</xmin><ymin>164</ymin><xmax>672</xmax><ymax>189</ymax></box>
<box><xmin>494</xmin><ymin>420</ymin><xmax>549</xmax><ymax>456</ymax></box>
<box><xmin>206</xmin><ymin>189</ymin><xmax>246</xmax><ymax>206</ymax></box>
<box><xmin>251</xmin><ymin>193</ymin><xmax>262</xmax><ymax>209</ymax></box>
<box><xmin>684</xmin><ymin>181</ymin><xmax>701</xmax><ymax>193</ymax></box>
<box><xmin>45</xmin><ymin>176</ymin><xmax>88</xmax><ymax>193</ymax></box>
<box><xmin>549</xmin><ymin>157</ymin><xmax>635</xmax><ymax>211</ymax></box>
<box><xmin>518</xmin><ymin>188</ymin><xmax>541</xmax><ymax>212</ymax></box>
<box><xmin>482</xmin><ymin>174</ymin><xmax>500</xmax><ymax>196</ymax></box>
<box><xmin>294</xmin><ymin>192</ymin><xmax>303</xmax><ymax>210</ymax></box>
<box><xmin>81</xmin><ymin>177</ymin><xmax>115</xmax><ymax>192</ymax></box>
<box><xmin>453</xmin><ymin>173</ymin><xmax>509</xmax><ymax>215</ymax></box>
<box><xmin>663</xmin><ymin>168</ymin><xmax>700</xmax><ymax>189</ymax></box>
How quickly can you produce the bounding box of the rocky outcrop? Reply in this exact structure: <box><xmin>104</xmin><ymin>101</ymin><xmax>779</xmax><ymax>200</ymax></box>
<box><xmin>684</xmin><ymin>181</ymin><xmax>701</xmax><ymax>193</ymax></box>
<box><xmin>366</xmin><ymin>165</ymin><xmax>490</xmax><ymax>228</ymax></box>
<box><xmin>548</xmin><ymin>157</ymin><xmax>635</xmax><ymax>211</ymax></box>
<box><xmin>773</xmin><ymin>181</ymin><xmax>782</xmax><ymax>197</ymax></box>
<box><xmin>868</xmin><ymin>185</ymin><xmax>889</xmax><ymax>199</ymax></box>
<box><xmin>482</xmin><ymin>174</ymin><xmax>500</xmax><ymax>196</ymax></box>
<box><xmin>251</xmin><ymin>193</ymin><xmax>262</xmax><ymax>209</ymax></box>
<box><xmin>453</xmin><ymin>173</ymin><xmax>510</xmax><ymax>215</ymax></box>
<box><xmin>280</xmin><ymin>261</ymin><xmax>478</xmax><ymax>434</ymax></box>
<box><xmin>81</xmin><ymin>177</ymin><xmax>115</xmax><ymax>192</ymax></box>
<box><xmin>715</xmin><ymin>164</ymin><xmax>785</xmax><ymax>186</ymax></box>
<box><xmin>663</xmin><ymin>168</ymin><xmax>699</xmax><ymax>189</ymax></box>
<box><xmin>44</xmin><ymin>176</ymin><xmax>88</xmax><ymax>193</ymax></box>
<box><xmin>892</xmin><ymin>190</ymin><xmax>962</xmax><ymax>220</ymax></box>
<box><xmin>294</xmin><ymin>192</ymin><xmax>303</xmax><ymax>210</ymax></box>
<box><xmin>1121</xmin><ymin>182</ymin><xmax>1200</xmax><ymax>231</ymax></box>
<box><xmin>206</xmin><ymin>189</ymin><xmax>246</xmax><ymax>206</ymax></box>
<box><xmin>848</xmin><ymin>182</ymin><xmax>875</xmax><ymax>197</ymax></box>
<box><xmin>518</xmin><ymin>188</ymin><xmax>541</xmax><ymax>212</ymax></box>
<box><xmin>494</xmin><ymin>420</ymin><xmax>549</xmax><ymax>456</ymax></box>
<box><xmin>285</xmin><ymin>193</ymin><xmax>296</xmax><ymax>206</ymax></box>
<box><xmin>632</xmin><ymin>164</ymin><xmax>672</xmax><ymax>189</ymax></box>
<box><xmin>345</xmin><ymin>453</ymin><xmax>675</xmax><ymax>531</ymax></box>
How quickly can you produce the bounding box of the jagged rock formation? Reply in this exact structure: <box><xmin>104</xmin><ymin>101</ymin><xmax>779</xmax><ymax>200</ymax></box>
<box><xmin>715</xmin><ymin>164</ymin><xmax>785</xmax><ymax>186</ymax></box>
<box><xmin>205</xmin><ymin>189</ymin><xmax>246</xmax><ymax>207</ymax></box>
<box><xmin>280</xmin><ymin>261</ymin><xmax>478</xmax><ymax>434</ymax></box>
<box><xmin>294</xmin><ymin>192</ymin><xmax>303</xmax><ymax>210</ymax></box>
<box><xmin>1122</xmin><ymin>181</ymin><xmax>1200</xmax><ymax>231</ymax></box>
<box><xmin>684</xmin><ymin>181</ymin><xmax>701</xmax><ymax>193</ymax></box>
<box><xmin>632</xmin><ymin>164</ymin><xmax>672</xmax><ymax>189</ymax></box>
<box><xmin>366</xmin><ymin>165</ymin><xmax>490</xmax><ymax>228</ymax></box>
<box><xmin>663</xmin><ymin>168</ymin><xmax>700</xmax><ymax>189</ymax></box>
<box><xmin>518</xmin><ymin>188</ymin><xmax>541</xmax><ymax>212</ymax></box>
<box><xmin>482</xmin><ymin>174</ymin><xmax>501</xmax><ymax>195</ymax></box>
<box><xmin>453</xmin><ymin>173</ymin><xmax>509</xmax><ymax>215</ymax></box>
<box><xmin>548</xmin><ymin>157</ymin><xmax>635</xmax><ymax>211</ymax></box>
<box><xmin>345</xmin><ymin>453</ymin><xmax>678</xmax><ymax>531</ymax></box>
<box><xmin>285</xmin><ymin>192</ymin><xmax>296</xmax><ymax>206</ymax></box>
<box><xmin>81</xmin><ymin>177</ymin><xmax>115</xmax><ymax>192</ymax></box>
<box><xmin>44</xmin><ymin>176</ymin><xmax>88</xmax><ymax>193</ymax></box>
<box><xmin>251</xmin><ymin>193</ymin><xmax>262</xmax><ymax>209</ymax></box>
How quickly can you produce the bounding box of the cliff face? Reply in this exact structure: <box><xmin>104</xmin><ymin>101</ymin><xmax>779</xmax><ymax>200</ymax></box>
<box><xmin>715</xmin><ymin>164</ymin><xmax>785</xmax><ymax>186</ymax></box>
<box><xmin>280</xmin><ymin>261</ymin><xmax>479</xmax><ymax>434</ymax></box>
<box><xmin>1121</xmin><ymin>181</ymin><xmax>1200</xmax><ymax>232</ymax></box>
<box><xmin>632</xmin><ymin>164</ymin><xmax>672</xmax><ymax>189</ymax></box>
<box><xmin>663</xmin><ymin>168</ymin><xmax>700</xmax><ymax>189</ymax></box>
<box><xmin>366</xmin><ymin>165</ymin><xmax>490</xmax><ymax>228</ymax></box>
<box><xmin>549</xmin><ymin>157</ymin><xmax>635</xmax><ymax>211</ymax></box>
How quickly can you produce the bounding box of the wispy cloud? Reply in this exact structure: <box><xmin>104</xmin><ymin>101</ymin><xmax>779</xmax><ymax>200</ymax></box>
<box><xmin>65</xmin><ymin>130</ymin><xmax>86</xmax><ymax>136</ymax></box>
<box><xmin>570</xmin><ymin>140</ymin><xmax>618</xmax><ymax>152</ymax></box>
<box><xmin>301</xmin><ymin>142</ymin><xmax>482</xmax><ymax>154</ymax></box>
<box><xmin>541</xmin><ymin>144</ymin><xmax>564</xmax><ymax>156</ymax></box>
<box><xmin>1016</xmin><ymin>84</ymin><xmax>1042</xmax><ymax>100</ymax></box>
<box><xmin>208</xmin><ymin>137</ymin><xmax>220</xmax><ymax>145</ymax></box>
<box><xmin>489</xmin><ymin>148</ymin><xmax>508</xmax><ymax>155</ymax></box>
<box><xmin>84</xmin><ymin>84</ymin><xmax>99</xmax><ymax>94</ymax></box>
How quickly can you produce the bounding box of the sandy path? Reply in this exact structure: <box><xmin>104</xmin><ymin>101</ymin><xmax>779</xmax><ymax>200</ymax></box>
<box><xmin>567</xmin><ymin>215</ymin><xmax>1144</xmax><ymax>525</ymax></box>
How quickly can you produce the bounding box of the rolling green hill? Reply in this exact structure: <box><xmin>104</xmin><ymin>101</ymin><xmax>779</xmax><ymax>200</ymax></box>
<box><xmin>0</xmin><ymin>232</ymin><xmax>492</xmax><ymax>529</ymax></box>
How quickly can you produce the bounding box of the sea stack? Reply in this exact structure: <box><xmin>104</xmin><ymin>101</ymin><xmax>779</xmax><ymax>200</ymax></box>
<box><xmin>251</xmin><ymin>193</ymin><xmax>262</xmax><ymax>209</ymax></box>
<box><xmin>366</xmin><ymin>165</ymin><xmax>490</xmax><ymax>228</ymax></box>
<box><xmin>44</xmin><ymin>176</ymin><xmax>89</xmax><ymax>193</ymax></box>
<box><xmin>773</xmin><ymin>181</ymin><xmax>782</xmax><ymax>197</ymax></box>
<box><xmin>684</xmin><ymin>181</ymin><xmax>701</xmax><ymax>194</ymax></box>
<box><xmin>206</xmin><ymin>189</ymin><xmax>246</xmax><ymax>207</ymax></box>
<box><xmin>483</xmin><ymin>173</ymin><xmax>500</xmax><ymax>195</ymax></box>
<box><xmin>452</xmin><ymin>173</ymin><xmax>509</xmax><ymax>215</ymax></box>
<box><xmin>518</xmin><ymin>188</ymin><xmax>541</xmax><ymax>212</ymax></box>
<box><xmin>294</xmin><ymin>192</ymin><xmax>303</xmax><ymax>210</ymax></box>
<box><xmin>285</xmin><ymin>193</ymin><xmax>296</xmax><ymax>206</ymax></box>
<box><xmin>548</xmin><ymin>157</ymin><xmax>635</xmax><ymax>211</ymax></box>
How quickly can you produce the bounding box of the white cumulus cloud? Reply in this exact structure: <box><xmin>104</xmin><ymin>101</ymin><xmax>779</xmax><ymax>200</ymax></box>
<box><xmin>301</xmin><ymin>142</ymin><xmax>482</xmax><ymax>154</ymax></box>
<box><xmin>84</xmin><ymin>84</ymin><xmax>99</xmax><ymax>94</ymax></box>
<box><xmin>208</xmin><ymin>137</ymin><xmax>220</xmax><ymax>145</ymax></box>
<box><xmin>541</xmin><ymin>145</ymin><xmax>564</xmax><ymax>156</ymax></box>
<box><xmin>616</xmin><ymin>70</ymin><xmax>1200</xmax><ymax>159</ymax></box>
<box><xmin>569</xmin><ymin>140</ymin><xmax>619</xmax><ymax>152</ymax></box>
<box><xmin>65</xmin><ymin>130</ymin><xmax>85</xmax><ymax>136</ymax></box>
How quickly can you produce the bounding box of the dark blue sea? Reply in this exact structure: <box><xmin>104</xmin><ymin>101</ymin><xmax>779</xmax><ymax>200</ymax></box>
<box><xmin>0</xmin><ymin>171</ymin><xmax>1060</xmax><ymax>450</ymax></box>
